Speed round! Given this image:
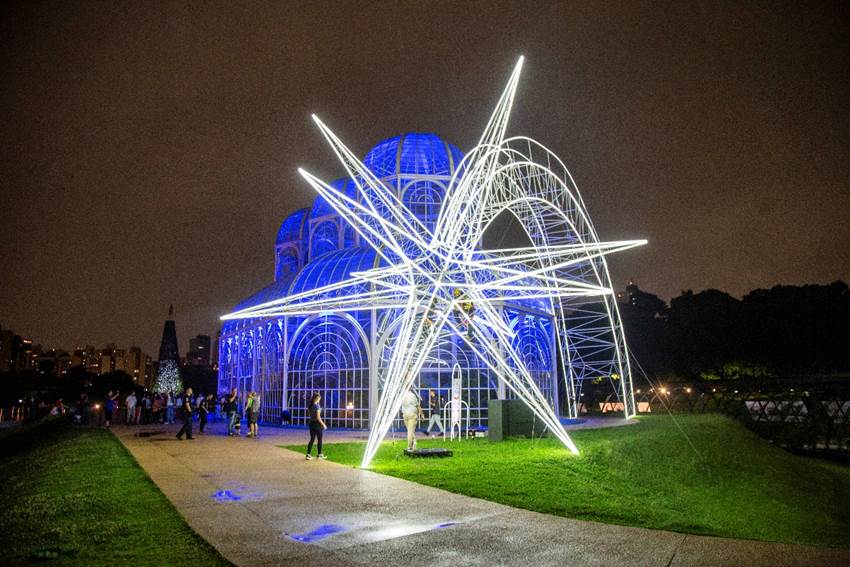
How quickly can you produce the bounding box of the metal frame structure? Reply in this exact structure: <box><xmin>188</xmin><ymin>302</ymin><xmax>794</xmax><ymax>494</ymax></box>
<box><xmin>220</xmin><ymin>57</ymin><xmax>645</xmax><ymax>467</ymax></box>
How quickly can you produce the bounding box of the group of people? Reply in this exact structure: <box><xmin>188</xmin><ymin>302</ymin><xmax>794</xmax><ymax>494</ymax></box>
<box><xmin>301</xmin><ymin>389</ymin><xmax>446</xmax><ymax>459</ymax></box>
<box><xmin>96</xmin><ymin>390</ymin><xmax>218</xmax><ymax>429</ymax></box>
<box><xmin>300</xmin><ymin>389</ymin><xmax>445</xmax><ymax>460</ymax></box>
<box><xmin>219</xmin><ymin>388</ymin><xmax>261</xmax><ymax>438</ymax></box>
<box><xmin>53</xmin><ymin>384</ymin><xmax>449</xmax><ymax>459</ymax></box>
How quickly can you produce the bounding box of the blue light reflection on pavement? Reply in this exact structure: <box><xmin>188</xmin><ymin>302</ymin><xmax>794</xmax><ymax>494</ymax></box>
<box><xmin>211</xmin><ymin>490</ymin><xmax>242</xmax><ymax>502</ymax></box>
<box><xmin>288</xmin><ymin>524</ymin><xmax>347</xmax><ymax>543</ymax></box>
<box><xmin>210</xmin><ymin>485</ymin><xmax>265</xmax><ymax>503</ymax></box>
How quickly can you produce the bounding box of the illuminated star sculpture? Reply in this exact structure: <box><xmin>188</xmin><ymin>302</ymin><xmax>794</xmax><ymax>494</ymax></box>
<box><xmin>223</xmin><ymin>57</ymin><xmax>646</xmax><ymax>467</ymax></box>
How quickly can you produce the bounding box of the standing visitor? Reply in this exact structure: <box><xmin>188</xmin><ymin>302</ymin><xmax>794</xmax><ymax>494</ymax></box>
<box><xmin>401</xmin><ymin>389</ymin><xmax>423</xmax><ymax>451</ymax></box>
<box><xmin>152</xmin><ymin>395</ymin><xmax>163</xmax><ymax>423</ymax></box>
<box><xmin>166</xmin><ymin>393</ymin><xmax>175</xmax><ymax>424</ymax></box>
<box><xmin>142</xmin><ymin>394</ymin><xmax>152</xmax><ymax>424</ymax></box>
<box><xmin>104</xmin><ymin>390</ymin><xmax>119</xmax><ymax>428</ymax></box>
<box><xmin>247</xmin><ymin>392</ymin><xmax>261</xmax><ymax>438</ymax></box>
<box><xmin>306</xmin><ymin>393</ymin><xmax>327</xmax><ymax>460</ymax></box>
<box><xmin>426</xmin><ymin>389</ymin><xmax>445</xmax><ymax>437</ymax></box>
<box><xmin>125</xmin><ymin>391</ymin><xmax>137</xmax><ymax>425</ymax></box>
<box><xmin>50</xmin><ymin>399</ymin><xmax>65</xmax><ymax>416</ymax></box>
<box><xmin>25</xmin><ymin>396</ymin><xmax>37</xmax><ymax>423</ymax></box>
<box><xmin>219</xmin><ymin>394</ymin><xmax>228</xmax><ymax>425</ymax></box>
<box><xmin>198</xmin><ymin>394</ymin><xmax>210</xmax><ymax>434</ymax></box>
<box><xmin>75</xmin><ymin>393</ymin><xmax>89</xmax><ymax>425</ymax></box>
<box><xmin>245</xmin><ymin>392</ymin><xmax>256</xmax><ymax>438</ymax></box>
<box><xmin>175</xmin><ymin>387</ymin><xmax>195</xmax><ymax>440</ymax></box>
<box><xmin>226</xmin><ymin>388</ymin><xmax>239</xmax><ymax>436</ymax></box>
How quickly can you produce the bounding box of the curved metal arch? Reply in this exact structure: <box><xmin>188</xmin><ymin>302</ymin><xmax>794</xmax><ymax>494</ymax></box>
<box><xmin>470</xmin><ymin>146</ymin><xmax>635</xmax><ymax>418</ymax></box>
<box><xmin>286</xmin><ymin>311</ymin><xmax>372</xmax><ymax>372</ymax></box>
<box><xmin>477</xmin><ymin>197</ymin><xmax>584</xmax><ymax>415</ymax></box>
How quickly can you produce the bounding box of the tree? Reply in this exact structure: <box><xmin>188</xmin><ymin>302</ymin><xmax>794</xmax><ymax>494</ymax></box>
<box><xmin>152</xmin><ymin>360</ymin><xmax>182</xmax><ymax>394</ymax></box>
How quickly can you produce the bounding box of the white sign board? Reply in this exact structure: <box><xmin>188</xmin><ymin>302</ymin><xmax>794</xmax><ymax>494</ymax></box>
<box><xmin>451</xmin><ymin>363</ymin><xmax>462</xmax><ymax>432</ymax></box>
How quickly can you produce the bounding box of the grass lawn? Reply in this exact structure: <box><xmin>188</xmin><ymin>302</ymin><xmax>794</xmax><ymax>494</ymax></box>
<box><xmin>0</xmin><ymin>418</ymin><xmax>229</xmax><ymax>566</ymax></box>
<box><xmin>284</xmin><ymin>414</ymin><xmax>850</xmax><ymax>548</ymax></box>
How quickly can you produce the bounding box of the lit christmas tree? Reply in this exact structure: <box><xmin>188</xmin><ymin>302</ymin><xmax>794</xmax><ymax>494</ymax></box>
<box><xmin>153</xmin><ymin>359</ymin><xmax>182</xmax><ymax>393</ymax></box>
<box><xmin>152</xmin><ymin>305</ymin><xmax>183</xmax><ymax>393</ymax></box>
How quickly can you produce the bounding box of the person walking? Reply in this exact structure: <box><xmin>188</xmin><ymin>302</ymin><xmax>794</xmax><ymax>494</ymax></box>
<box><xmin>426</xmin><ymin>389</ymin><xmax>445</xmax><ymax>437</ymax></box>
<box><xmin>305</xmin><ymin>393</ymin><xmax>327</xmax><ymax>460</ymax></box>
<box><xmin>125</xmin><ymin>391</ymin><xmax>137</xmax><ymax>425</ymax></box>
<box><xmin>226</xmin><ymin>388</ymin><xmax>239</xmax><ymax>436</ymax></box>
<box><xmin>142</xmin><ymin>394</ymin><xmax>152</xmax><ymax>424</ymax></box>
<box><xmin>104</xmin><ymin>390</ymin><xmax>119</xmax><ymax>428</ymax></box>
<box><xmin>75</xmin><ymin>393</ymin><xmax>89</xmax><ymax>426</ymax></box>
<box><xmin>245</xmin><ymin>391</ymin><xmax>261</xmax><ymax>438</ymax></box>
<box><xmin>401</xmin><ymin>388</ymin><xmax>423</xmax><ymax>451</ymax></box>
<box><xmin>198</xmin><ymin>394</ymin><xmax>211</xmax><ymax>434</ymax></box>
<box><xmin>152</xmin><ymin>395</ymin><xmax>163</xmax><ymax>423</ymax></box>
<box><xmin>166</xmin><ymin>393</ymin><xmax>175</xmax><ymax>424</ymax></box>
<box><xmin>175</xmin><ymin>387</ymin><xmax>195</xmax><ymax>440</ymax></box>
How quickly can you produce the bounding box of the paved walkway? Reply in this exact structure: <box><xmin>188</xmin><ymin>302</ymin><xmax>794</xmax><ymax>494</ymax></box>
<box><xmin>114</xmin><ymin>422</ymin><xmax>849</xmax><ymax>567</ymax></box>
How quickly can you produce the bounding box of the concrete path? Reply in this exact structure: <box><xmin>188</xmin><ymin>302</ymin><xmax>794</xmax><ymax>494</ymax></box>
<box><xmin>113</xmin><ymin>422</ymin><xmax>849</xmax><ymax>567</ymax></box>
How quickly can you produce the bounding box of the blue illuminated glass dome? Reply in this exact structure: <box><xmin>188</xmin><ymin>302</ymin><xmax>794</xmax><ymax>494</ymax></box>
<box><xmin>276</xmin><ymin>208</ymin><xmax>309</xmax><ymax>246</ymax></box>
<box><xmin>311</xmin><ymin>178</ymin><xmax>358</xmax><ymax>219</ymax></box>
<box><xmin>363</xmin><ymin>133</ymin><xmax>464</xmax><ymax>177</ymax></box>
<box><xmin>289</xmin><ymin>247</ymin><xmax>384</xmax><ymax>296</ymax></box>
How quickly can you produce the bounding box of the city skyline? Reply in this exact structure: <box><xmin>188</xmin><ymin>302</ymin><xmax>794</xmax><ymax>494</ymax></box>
<box><xmin>1</xmin><ymin>2</ymin><xmax>847</xmax><ymax>355</ymax></box>
<box><xmin>0</xmin><ymin>319</ymin><xmax>212</xmax><ymax>378</ymax></box>
<box><xmin>0</xmin><ymin>302</ymin><xmax>212</xmax><ymax>368</ymax></box>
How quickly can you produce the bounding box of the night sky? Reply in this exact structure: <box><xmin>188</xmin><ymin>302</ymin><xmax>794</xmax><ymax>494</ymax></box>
<box><xmin>1</xmin><ymin>1</ymin><xmax>848</xmax><ymax>355</ymax></box>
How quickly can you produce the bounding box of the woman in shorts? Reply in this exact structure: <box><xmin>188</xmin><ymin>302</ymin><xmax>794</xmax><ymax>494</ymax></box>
<box><xmin>245</xmin><ymin>391</ymin><xmax>260</xmax><ymax>438</ymax></box>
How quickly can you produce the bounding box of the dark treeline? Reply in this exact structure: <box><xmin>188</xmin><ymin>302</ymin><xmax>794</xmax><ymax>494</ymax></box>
<box><xmin>621</xmin><ymin>280</ymin><xmax>850</xmax><ymax>380</ymax></box>
<box><xmin>0</xmin><ymin>365</ymin><xmax>217</xmax><ymax>409</ymax></box>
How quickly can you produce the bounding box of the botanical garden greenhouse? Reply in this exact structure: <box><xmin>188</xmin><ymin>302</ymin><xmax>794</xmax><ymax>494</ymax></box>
<box><xmin>217</xmin><ymin>132</ymin><xmax>628</xmax><ymax>429</ymax></box>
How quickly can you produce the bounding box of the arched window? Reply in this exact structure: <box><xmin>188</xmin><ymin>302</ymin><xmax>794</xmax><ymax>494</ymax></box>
<box><xmin>403</xmin><ymin>181</ymin><xmax>444</xmax><ymax>235</ymax></box>
<box><xmin>218</xmin><ymin>337</ymin><xmax>235</xmax><ymax>394</ymax></box>
<box><xmin>310</xmin><ymin>221</ymin><xmax>338</xmax><ymax>260</ymax></box>
<box><xmin>259</xmin><ymin>323</ymin><xmax>284</xmax><ymax>423</ymax></box>
<box><xmin>276</xmin><ymin>247</ymin><xmax>299</xmax><ymax>281</ymax></box>
<box><xmin>509</xmin><ymin>312</ymin><xmax>555</xmax><ymax>407</ymax></box>
<box><xmin>239</xmin><ymin>331</ymin><xmax>255</xmax><ymax>403</ymax></box>
<box><xmin>287</xmin><ymin>315</ymin><xmax>369</xmax><ymax>428</ymax></box>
